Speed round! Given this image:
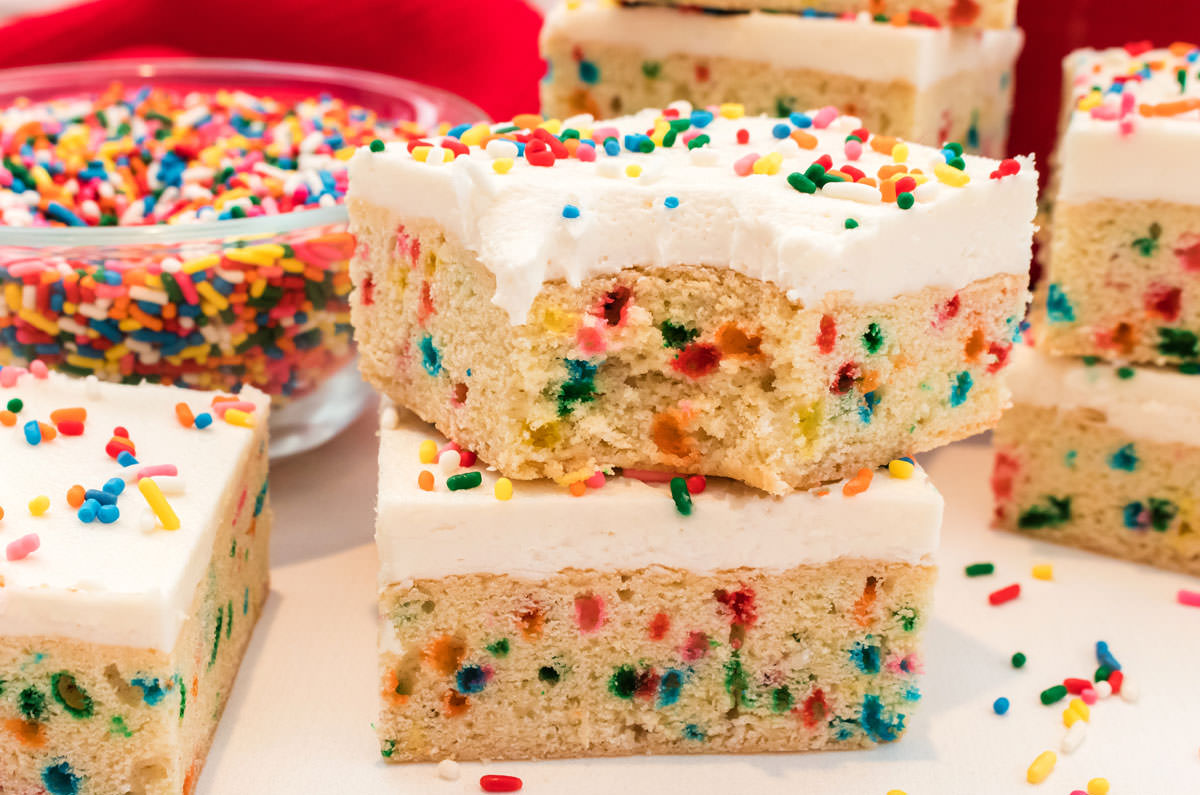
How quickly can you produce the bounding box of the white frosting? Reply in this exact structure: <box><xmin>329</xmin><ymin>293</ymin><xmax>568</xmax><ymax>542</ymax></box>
<box><xmin>376</xmin><ymin>407</ymin><xmax>942</xmax><ymax>583</ymax></box>
<box><xmin>541</xmin><ymin>3</ymin><xmax>1024</xmax><ymax>88</ymax></box>
<box><xmin>349</xmin><ymin>109</ymin><xmax>1038</xmax><ymax>324</ymax></box>
<box><xmin>1006</xmin><ymin>344</ymin><xmax>1200</xmax><ymax>447</ymax></box>
<box><xmin>0</xmin><ymin>371</ymin><xmax>267</xmax><ymax>650</ymax></box>
<box><xmin>1057</xmin><ymin>46</ymin><xmax>1200</xmax><ymax>206</ymax></box>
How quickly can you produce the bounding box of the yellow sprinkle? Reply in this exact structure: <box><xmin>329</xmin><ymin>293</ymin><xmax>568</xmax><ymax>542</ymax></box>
<box><xmin>1087</xmin><ymin>778</ymin><xmax>1110</xmax><ymax>795</ymax></box>
<box><xmin>887</xmin><ymin>459</ymin><xmax>915</xmax><ymax>479</ymax></box>
<box><xmin>892</xmin><ymin>142</ymin><xmax>910</xmax><ymax>163</ymax></box>
<box><xmin>1063</xmin><ymin>708</ymin><xmax>1084</xmax><ymax>727</ymax></box>
<box><xmin>224</xmin><ymin>244</ymin><xmax>284</xmax><ymax>267</ymax></box>
<box><xmin>412</xmin><ymin>145</ymin><xmax>432</xmax><ymax>163</ymax></box>
<box><xmin>566</xmin><ymin>0</ymin><xmax>581</xmax><ymax>8</ymax></box>
<box><xmin>494</xmin><ymin>477</ymin><xmax>514</xmax><ymax>501</ymax></box>
<box><xmin>1068</xmin><ymin>697</ymin><xmax>1090</xmax><ymax>721</ymax></box>
<box><xmin>537</xmin><ymin>119</ymin><xmax>562</xmax><ymax>135</ymax></box>
<box><xmin>195</xmin><ymin>281</ymin><xmax>230</xmax><ymax>311</ymax></box>
<box><xmin>65</xmin><ymin>354</ymin><xmax>102</xmax><ymax>370</ymax></box>
<box><xmin>1078</xmin><ymin>91</ymin><xmax>1103</xmax><ymax>111</ymax></box>
<box><xmin>182</xmin><ymin>254</ymin><xmax>220</xmax><ymax>274</ymax></box>
<box><xmin>753</xmin><ymin>151</ymin><xmax>784</xmax><ymax>176</ymax></box>
<box><xmin>624</xmin><ymin>164</ymin><xmax>643</xmax><ymax>178</ymax></box>
<box><xmin>492</xmin><ymin>157</ymin><xmax>514</xmax><ymax>174</ymax></box>
<box><xmin>1032</xmin><ymin>563</ymin><xmax>1053</xmax><ymax>580</ymax></box>
<box><xmin>224</xmin><ymin>409</ymin><xmax>254</xmax><ymax>428</ymax></box>
<box><xmin>1026</xmin><ymin>750</ymin><xmax>1057</xmax><ymax>784</ymax></box>
<box><xmin>418</xmin><ymin>439</ymin><xmax>438</xmax><ymax>464</ymax></box>
<box><xmin>887</xmin><ymin>791</ymin><xmax>908</xmax><ymax>795</ymax></box>
<box><xmin>718</xmin><ymin>102</ymin><xmax>745</xmax><ymax>120</ymax></box>
<box><xmin>28</xmin><ymin>496</ymin><xmax>50</xmax><ymax>516</ymax></box>
<box><xmin>934</xmin><ymin>162</ymin><xmax>971</xmax><ymax>187</ymax></box>
<box><xmin>459</xmin><ymin>123</ymin><xmax>491</xmax><ymax>147</ymax></box>
<box><xmin>18</xmin><ymin>308</ymin><xmax>59</xmax><ymax>336</ymax></box>
<box><xmin>138</xmin><ymin>478</ymin><xmax>180</xmax><ymax>531</ymax></box>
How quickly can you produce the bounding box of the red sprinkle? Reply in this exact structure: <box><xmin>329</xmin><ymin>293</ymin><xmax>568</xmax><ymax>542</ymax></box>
<box><xmin>988</xmin><ymin>583</ymin><xmax>1021</xmax><ymax>606</ymax></box>
<box><xmin>1107</xmin><ymin>670</ymin><xmax>1125</xmax><ymax>694</ymax></box>
<box><xmin>56</xmin><ymin>420</ymin><xmax>84</xmax><ymax>436</ymax></box>
<box><xmin>736</xmin><ymin>128</ymin><xmax>750</xmax><ymax>145</ymax></box>
<box><xmin>1064</xmin><ymin>677</ymin><xmax>1091</xmax><ymax>694</ymax></box>
<box><xmin>908</xmin><ymin>8</ymin><xmax>942</xmax><ymax>27</ymax></box>
<box><xmin>685</xmin><ymin>474</ymin><xmax>707</xmax><ymax>495</ymax></box>
<box><xmin>480</xmin><ymin>775</ymin><xmax>522</xmax><ymax>792</ymax></box>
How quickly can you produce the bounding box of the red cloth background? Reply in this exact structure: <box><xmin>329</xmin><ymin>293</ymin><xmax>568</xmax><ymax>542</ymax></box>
<box><xmin>0</xmin><ymin>0</ymin><xmax>1194</xmax><ymax>174</ymax></box>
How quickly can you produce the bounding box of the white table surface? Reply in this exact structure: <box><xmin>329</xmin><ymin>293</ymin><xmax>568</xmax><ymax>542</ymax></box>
<box><xmin>201</xmin><ymin>395</ymin><xmax>1200</xmax><ymax>794</ymax></box>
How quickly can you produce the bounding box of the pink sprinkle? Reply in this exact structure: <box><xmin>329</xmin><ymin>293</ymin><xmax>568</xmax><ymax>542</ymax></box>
<box><xmin>1119</xmin><ymin>117</ymin><xmax>1135</xmax><ymax>136</ymax></box>
<box><xmin>576</xmin><ymin>326</ymin><xmax>607</xmax><ymax>355</ymax></box>
<box><xmin>1080</xmin><ymin>687</ymin><xmax>1098</xmax><ymax>705</ymax></box>
<box><xmin>6</xmin><ymin>533</ymin><xmax>40</xmax><ymax>561</ymax></box>
<box><xmin>680</xmin><ymin>130</ymin><xmax>700</xmax><ymax>145</ymax></box>
<box><xmin>812</xmin><ymin>106</ymin><xmax>839</xmax><ymax>129</ymax></box>
<box><xmin>1090</xmin><ymin>105</ymin><xmax>1120</xmax><ymax>121</ymax></box>
<box><xmin>584</xmin><ymin>471</ymin><xmax>606</xmax><ymax>489</ymax></box>
<box><xmin>592</xmin><ymin>126</ymin><xmax>619</xmax><ymax>142</ymax></box>
<box><xmin>173</xmin><ymin>271</ymin><xmax>201</xmax><ymax>305</ymax></box>
<box><xmin>137</xmin><ymin>464</ymin><xmax>179</xmax><ymax>480</ymax></box>
<box><xmin>7</xmin><ymin>261</ymin><xmax>44</xmax><ymax>278</ymax></box>
<box><xmin>212</xmin><ymin>400</ymin><xmax>257</xmax><ymax>417</ymax></box>
<box><xmin>1177</xmin><ymin>588</ymin><xmax>1200</xmax><ymax>607</ymax></box>
<box><xmin>0</xmin><ymin>367</ymin><xmax>22</xmax><ymax>388</ymax></box>
<box><xmin>685</xmin><ymin>475</ymin><xmax>707</xmax><ymax>494</ymax></box>
<box><xmin>844</xmin><ymin>139</ymin><xmax>863</xmax><ymax>161</ymax></box>
<box><xmin>576</xmin><ymin>143</ymin><xmax>597</xmax><ymax>162</ymax></box>
<box><xmin>622</xmin><ymin>468</ymin><xmax>677</xmax><ymax>484</ymax></box>
<box><xmin>1120</xmin><ymin>91</ymin><xmax>1136</xmax><ymax>117</ymax></box>
<box><xmin>30</xmin><ymin>360</ymin><xmax>48</xmax><ymax>379</ymax></box>
<box><xmin>733</xmin><ymin>152</ymin><xmax>759</xmax><ymax>177</ymax></box>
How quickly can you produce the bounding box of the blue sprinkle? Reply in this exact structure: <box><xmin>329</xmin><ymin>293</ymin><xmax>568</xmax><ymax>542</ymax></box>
<box><xmin>419</xmin><ymin>335</ymin><xmax>443</xmax><ymax>376</ymax></box>
<box><xmin>850</xmin><ymin>640</ymin><xmax>881</xmax><ymax>674</ymax></box>
<box><xmin>1108</xmin><ymin>443</ymin><xmax>1138</xmax><ymax>472</ymax></box>
<box><xmin>1046</xmin><ymin>284</ymin><xmax>1076</xmax><ymax>323</ymax></box>
<box><xmin>860</xmin><ymin>694</ymin><xmax>904</xmax><ymax>743</ymax></box>
<box><xmin>771</xmin><ymin>122</ymin><xmax>791</xmax><ymax>139</ymax></box>
<box><xmin>562</xmin><ymin>204</ymin><xmax>581</xmax><ymax>219</ymax></box>
<box><xmin>579</xmin><ymin>60</ymin><xmax>600</xmax><ymax>84</ymax></box>
<box><xmin>117</xmin><ymin>451</ymin><xmax>138</xmax><ymax>467</ymax></box>
<box><xmin>194</xmin><ymin>412</ymin><xmax>213</xmax><ymax>429</ymax></box>
<box><xmin>455</xmin><ymin>665</ymin><xmax>489</xmax><ymax>694</ymax></box>
<box><xmin>78</xmin><ymin>500</ymin><xmax>99</xmax><ymax>523</ymax></box>
<box><xmin>445</xmin><ymin>123</ymin><xmax>471</xmax><ymax>139</ymax></box>
<box><xmin>949</xmin><ymin>371</ymin><xmax>974</xmax><ymax>407</ymax></box>
<box><xmin>858</xmin><ymin>390</ymin><xmax>880</xmax><ymax>424</ymax></box>
<box><xmin>789</xmin><ymin>112</ymin><xmax>813</xmax><ymax>128</ymax></box>
<box><xmin>658</xmin><ymin>669</ymin><xmax>685</xmax><ymax>707</ymax></box>
<box><xmin>84</xmin><ymin>488</ymin><xmax>116</xmax><ymax>506</ymax></box>
<box><xmin>41</xmin><ymin>761</ymin><xmax>80</xmax><ymax>795</ymax></box>
<box><xmin>603</xmin><ymin>138</ymin><xmax>620</xmax><ymax>156</ymax></box>
<box><xmin>1123</xmin><ymin>501</ymin><xmax>1144</xmax><ymax>529</ymax></box>
<box><xmin>23</xmin><ymin>420</ymin><xmax>41</xmax><ymax>445</ymax></box>
<box><xmin>993</xmin><ymin>697</ymin><xmax>1010</xmax><ymax>715</ymax></box>
<box><xmin>97</xmin><ymin>504</ymin><xmax>120</xmax><ymax>524</ymax></box>
<box><xmin>103</xmin><ymin>477</ymin><xmax>125</xmax><ymax>496</ymax></box>
<box><xmin>682</xmin><ymin>723</ymin><xmax>706</xmax><ymax>741</ymax></box>
<box><xmin>664</xmin><ymin>196</ymin><xmax>679</xmax><ymax>209</ymax></box>
<box><xmin>1096</xmin><ymin>641</ymin><xmax>1122</xmax><ymax>672</ymax></box>
<box><xmin>131</xmin><ymin>676</ymin><xmax>166</xmax><ymax>706</ymax></box>
<box><xmin>690</xmin><ymin>109</ymin><xmax>714</xmax><ymax>128</ymax></box>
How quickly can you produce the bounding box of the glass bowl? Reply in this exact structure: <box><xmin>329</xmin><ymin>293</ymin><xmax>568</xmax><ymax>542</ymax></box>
<box><xmin>0</xmin><ymin>58</ymin><xmax>484</xmax><ymax>457</ymax></box>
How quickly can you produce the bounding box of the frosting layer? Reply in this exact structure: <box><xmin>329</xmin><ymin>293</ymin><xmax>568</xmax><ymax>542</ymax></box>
<box><xmin>0</xmin><ymin>370</ymin><xmax>268</xmax><ymax>650</ymax></box>
<box><xmin>376</xmin><ymin>406</ymin><xmax>942</xmax><ymax>583</ymax></box>
<box><xmin>541</xmin><ymin>3</ymin><xmax>1023</xmax><ymax>88</ymax></box>
<box><xmin>1006</xmin><ymin>344</ymin><xmax>1200</xmax><ymax>447</ymax></box>
<box><xmin>1057</xmin><ymin>44</ymin><xmax>1200</xmax><ymax>206</ymax></box>
<box><xmin>349</xmin><ymin>108</ymin><xmax>1038</xmax><ymax>324</ymax></box>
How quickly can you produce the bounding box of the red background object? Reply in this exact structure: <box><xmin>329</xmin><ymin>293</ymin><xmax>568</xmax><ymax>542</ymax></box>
<box><xmin>0</xmin><ymin>0</ymin><xmax>1194</xmax><ymax>173</ymax></box>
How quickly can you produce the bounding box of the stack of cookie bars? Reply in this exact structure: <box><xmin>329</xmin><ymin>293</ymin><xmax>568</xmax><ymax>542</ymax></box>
<box><xmin>993</xmin><ymin>42</ymin><xmax>1200</xmax><ymax>576</ymax></box>
<box><xmin>347</xmin><ymin>101</ymin><xmax>1037</xmax><ymax>760</ymax></box>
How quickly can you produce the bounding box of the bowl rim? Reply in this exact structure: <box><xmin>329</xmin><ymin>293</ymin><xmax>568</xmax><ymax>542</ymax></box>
<box><xmin>0</xmin><ymin>57</ymin><xmax>485</xmax><ymax>249</ymax></box>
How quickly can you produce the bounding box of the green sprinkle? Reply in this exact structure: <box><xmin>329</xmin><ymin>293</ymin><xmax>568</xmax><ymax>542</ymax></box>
<box><xmin>5</xmin><ymin>398</ymin><xmax>21</xmax><ymax>412</ymax></box>
<box><xmin>897</xmin><ymin>191</ymin><xmax>915</xmax><ymax>210</ymax></box>
<box><xmin>1011</xmin><ymin>652</ymin><xmax>1027</xmax><ymax>669</ymax></box>
<box><xmin>965</xmin><ymin>562</ymin><xmax>995</xmax><ymax>577</ymax></box>
<box><xmin>560</xmin><ymin>128</ymin><xmax>580</xmax><ymax>140</ymax></box>
<box><xmin>485</xmin><ymin>638</ymin><xmax>510</xmax><ymax>658</ymax></box>
<box><xmin>369</xmin><ymin>139</ymin><xmax>385</xmax><ymax>153</ymax></box>
<box><xmin>948</xmin><ymin>156</ymin><xmax>967</xmax><ymax>170</ymax></box>
<box><xmin>1116</xmin><ymin>366</ymin><xmax>1135</xmax><ymax>379</ymax></box>
<box><xmin>1040</xmin><ymin>684</ymin><xmax>1068</xmax><ymax>705</ymax></box>
<box><xmin>944</xmin><ymin>142</ymin><xmax>964</xmax><ymax>156</ymax></box>
<box><xmin>641</xmin><ymin>61</ymin><xmax>662</xmax><ymax>79</ymax></box>
<box><xmin>1180</xmin><ymin>362</ymin><xmax>1200</xmax><ymax>375</ymax></box>
<box><xmin>687</xmin><ymin>134</ymin><xmax>710</xmax><ymax>150</ymax></box>
<box><xmin>1094</xmin><ymin>664</ymin><xmax>1112</xmax><ymax>682</ymax></box>
<box><xmin>659</xmin><ymin>320</ymin><xmax>699</xmax><ymax>350</ymax></box>
<box><xmin>845</xmin><ymin>218</ymin><xmax>859</xmax><ymax>229</ymax></box>
<box><xmin>447</xmin><ymin>471</ymin><xmax>483</xmax><ymax>491</ymax></box>
<box><xmin>1179</xmin><ymin>67</ymin><xmax>1188</xmax><ymax>93</ymax></box>
<box><xmin>1082</xmin><ymin>356</ymin><xmax>1100</xmax><ymax>366</ymax></box>
<box><xmin>787</xmin><ymin>171</ymin><xmax>816</xmax><ymax>194</ymax></box>
<box><xmin>670</xmin><ymin>477</ymin><xmax>693</xmax><ymax>516</ymax></box>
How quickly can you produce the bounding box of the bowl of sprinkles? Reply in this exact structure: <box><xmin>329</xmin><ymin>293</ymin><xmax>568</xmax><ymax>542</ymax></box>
<box><xmin>0</xmin><ymin>58</ymin><xmax>484</xmax><ymax>456</ymax></box>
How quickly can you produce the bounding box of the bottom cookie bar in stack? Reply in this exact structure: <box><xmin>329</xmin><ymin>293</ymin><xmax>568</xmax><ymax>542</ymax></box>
<box><xmin>0</xmin><ymin>368</ymin><xmax>271</xmax><ymax>795</ymax></box>
<box><xmin>375</xmin><ymin>406</ymin><xmax>940</xmax><ymax>761</ymax></box>
<box><xmin>992</xmin><ymin>345</ymin><xmax>1200</xmax><ymax>575</ymax></box>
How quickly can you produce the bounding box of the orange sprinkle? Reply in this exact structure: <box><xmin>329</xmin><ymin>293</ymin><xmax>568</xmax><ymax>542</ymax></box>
<box><xmin>853</xmin><ymin>576</ymin><xmax>878</xmax><ymax>627</ymax></box>
<box><xmin>1139</xmin><ymin>99</ymin><xmax>1200</xmax><ymax>117</ymax></box>
<box><xmin>880</xmin><ymin>178</ymin><xmax>898</xmax><ymax>204</ymax></box>
<box><xmin>1169</xmin><ymin>41</ymin><xmax>1199</xmax><ymax>56</ymax></box>
<box><xmin>843</xmin><ymin>468</ymin><xmax>874</xmax><ymax>497</ymax></box>
<box><xmin>870</xmin><ymin>134</ymin><xmax>897</xmax><ymax>155</ymax></box>
<box><xmin>568</xmin><ymin>481</ymin><xmax>587</xmax><ymax>497</ymax></box>
<box><xmin>49</xmin><ymin>407</ymin><xmax>86</xmax><ymax>424</ymax></box>
<box><xmin>790</xmin><ymin>130</ymin><xmax>818</xmax><ymax>149</ymax></box>
<box><xmin>211</xmin><ymin>395</ymin><xmax>239</xmax><ymax>405</ymax></box>
<box><xmin>877</xmin><ymin>164</ymin><xmax>908</xmax><ymax>180</ymax></box>
<box><xmin>814</xmin><ymin>488</ymin><xmax>830</xmax><ymax>498</ymax></box>
<box><xmin>66</xmin><ymin>485</ymin><xmax>86</xmax><ymax>509</ymax></box>
<box><xmin>175</xmin><ymin>402</ymin><xmax>195</xmax><ymax>428</ymax></box>
<box><xmin>418</xmin><ymin>470</ymin><xmax>435</xmax><ymax>491</ymax></box>
<box><xmin>37</xmin><ymin>422</ymin><xmax>56</xmax><ymax>442</ymax></box>
<box><xmin>0</xmin><ymin>410</ymin><xmax>15</xmax><ymax>427</ymax></box>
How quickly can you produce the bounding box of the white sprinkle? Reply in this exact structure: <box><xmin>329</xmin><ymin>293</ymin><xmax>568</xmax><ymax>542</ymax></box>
<box><xmin>689</xmin><ymin>148</ymin><xmax>719</xmax><ymax>167</ymax></box>
<box><xmin>380</xmin><ymin>406</ymin><xmax>400</xmax><ymax>430</ymax></box>
<box><xmin>1061</xmin><ymin>721</ymin><xmax>1087</xmax><ymax>754</ymax></box>
<box><xmin>596</xmin><ymin>160</ymin><xmax>621</xmax><ymax>179</ymax></box>
<box><xmin>773</xmin><ymin>138</ymin><xmax>802</xmax><ymax>159</ymax></box>
<box><xmin>84</xmin><ymin>375</ymin><xmax>102</xmax><ymax>400</ymax></box>
<box><xmin>1120</xmin><ymin>678</ymin><xmax>1140</xmax><ymax>703</ymax></box>
<box><xmin>913</xmin><ymin>181</ymin><xmax>942</xmax><ymax>203</ymax></box>
<box><xmin>139</xmin><ymin>511</ymin><xmax>159</xmax><ymax>534</ymax></box>
<box><xmin>438</xmin><ymin>450</ymin><xmax>462</xmax><ymax>475</ymax></box>
<box><xmin>666</xmin><ymin>99</ymin><xmax>693</xmax><ymax>116</ymax></box>
<box><xmin>436</xmin><ymin>759</ymin><xmax>460</xmax><ymax>781</ymax></box>
<box><xmin>562</xmin><ymin>113</ymin><xmax>594</xmax><ymax>129</ymax></box>
<box><xmin>485</xmin><ymin>139</ymin><xmax>519</xmax><ymax>160</ymax></box>
<box><xmin>820</xmin><ymin>181</ymin><xmax>881</xmax><ymax>204</ymax></box>
<box><xmin>423</xmin><ymin>146</ymin><xmax>449</xmax><ymax>167</ymax></box>
<box><xmin>152</xmin><ymin>476</ymin><xmax>187</xmax><ymax>495</ymax></box>
<box><xmin>1093</xmin><ymin>680</ymin><xmax>1112</xmax><ymax>699</ymax></box>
